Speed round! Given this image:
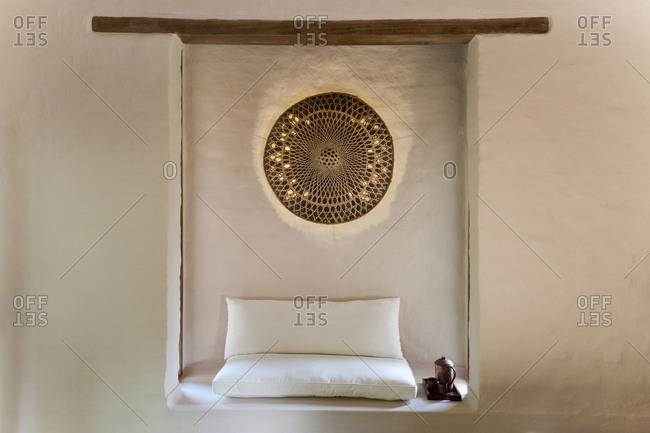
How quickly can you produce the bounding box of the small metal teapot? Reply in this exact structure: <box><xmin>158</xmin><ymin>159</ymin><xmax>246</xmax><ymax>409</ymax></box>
<box><xmin>434</xmin><ymin>356</ymin><xmax>457</xmax><ymax>386</ymax></box>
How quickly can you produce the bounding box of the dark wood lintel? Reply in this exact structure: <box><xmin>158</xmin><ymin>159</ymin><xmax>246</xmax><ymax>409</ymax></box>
<box><xmin>92</xmin><ymin>16</ymin><xmax>550</xmax><ymax>45</ymax></box>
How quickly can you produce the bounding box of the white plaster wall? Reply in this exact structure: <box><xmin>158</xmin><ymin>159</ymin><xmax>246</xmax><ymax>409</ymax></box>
<box><xmin>470</xmin><ymin>9</ymin><xmax>650</xmax><ymax>421</ymax></box>
<box><xmin>2</xmin><ymin>0</ymin><xmax>650</xmax><ymax>432</ymax></box>
<box><xmin>182</xmin><ymin>45</ymin><xmax>468</xmax><ymax>371</ymax></box>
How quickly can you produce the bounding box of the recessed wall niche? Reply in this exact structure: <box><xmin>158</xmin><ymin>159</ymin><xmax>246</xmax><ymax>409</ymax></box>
<box><xmin>182</xmin><ymin>45</ymin><xmax>467</xmax><ymax>375</ymax></box>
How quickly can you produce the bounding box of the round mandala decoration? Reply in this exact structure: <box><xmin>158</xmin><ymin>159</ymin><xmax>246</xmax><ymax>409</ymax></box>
<box><xmin>263</xmin><ymin>92</ymin><xmax>394</xmax><ymax>224</ymax></box>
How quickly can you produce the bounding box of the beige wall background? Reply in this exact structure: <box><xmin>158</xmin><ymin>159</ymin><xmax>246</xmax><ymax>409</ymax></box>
<box><xmin>2</xmin><ymin>0</ymin><xmax>650</xmax><ymax>432</ymax></box>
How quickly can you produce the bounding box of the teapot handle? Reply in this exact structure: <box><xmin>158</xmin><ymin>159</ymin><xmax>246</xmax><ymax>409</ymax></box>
<box><xmin>449</xmin><ymin>366</ymin><xmax>457</xmax><ymax>386</ymax></box>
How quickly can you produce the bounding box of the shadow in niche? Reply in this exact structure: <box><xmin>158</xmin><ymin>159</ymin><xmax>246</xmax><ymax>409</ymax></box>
<box><xmin>465</xmin><ymin>39</ymin><xmax>480</xmax><ymax>396</ymax></box>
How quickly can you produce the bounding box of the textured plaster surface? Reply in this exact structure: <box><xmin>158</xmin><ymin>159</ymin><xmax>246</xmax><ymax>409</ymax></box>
<box><xmin>2</xmin><ymin>0</ymin><xmax>650</xmax><ymax>432</ymax></box>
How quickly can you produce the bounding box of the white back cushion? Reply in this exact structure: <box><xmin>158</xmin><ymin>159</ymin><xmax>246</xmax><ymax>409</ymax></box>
<box><xmin>224</xmin><ymin>297</ymin><xmax>403</xmax><ymax>359</ymax></box>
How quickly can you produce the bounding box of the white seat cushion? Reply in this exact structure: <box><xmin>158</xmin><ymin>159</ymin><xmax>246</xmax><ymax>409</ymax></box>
<box><xmin>212</xmin><ymin>353</ymin><xmax>417</xmax><ymax>401</ymax></box>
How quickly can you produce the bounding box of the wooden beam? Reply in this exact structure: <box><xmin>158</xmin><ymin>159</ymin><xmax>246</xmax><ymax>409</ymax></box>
<box><xmin>92</xmin><ymin>17</ymin><xmax>549</xmax><ymax>45</ymax></box>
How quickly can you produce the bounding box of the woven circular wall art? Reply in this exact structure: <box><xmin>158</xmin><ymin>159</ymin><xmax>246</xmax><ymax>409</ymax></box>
<box><xmin>263</xmin><ymin>92</ymin><xmax>394</xmax><ymax>224</ymax></box>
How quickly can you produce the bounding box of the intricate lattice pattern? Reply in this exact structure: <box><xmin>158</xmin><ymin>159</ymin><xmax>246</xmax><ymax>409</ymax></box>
<box><xmin>264</xmin><ymin>92</ymin><xmax>394</xmax><ymax>224</ymax></box>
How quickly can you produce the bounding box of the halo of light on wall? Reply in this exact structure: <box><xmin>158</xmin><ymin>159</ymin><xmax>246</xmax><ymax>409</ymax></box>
<box><xmin>263</xmin><ymin>92</ymin><xmax>394</xmax><ymax>224</ymax></box>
